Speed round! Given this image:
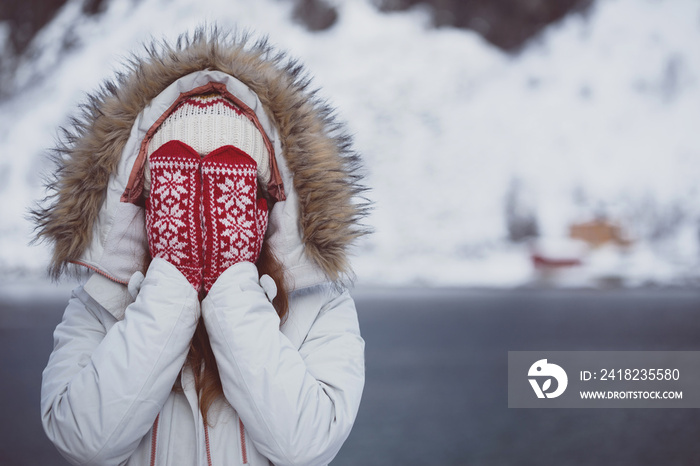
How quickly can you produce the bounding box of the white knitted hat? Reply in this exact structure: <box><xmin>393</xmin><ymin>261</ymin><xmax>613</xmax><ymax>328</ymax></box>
<box><xmin>143</xmin><ymin>93</ymin><xmax>271</xmax><ymax>196</ymax></box>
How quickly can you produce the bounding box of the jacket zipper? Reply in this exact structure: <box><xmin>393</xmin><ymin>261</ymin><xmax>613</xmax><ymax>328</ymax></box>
<box><xmin>151</xmin><ymin>410</ymin><xmax>245</xmax><ymax>465</ymax></box>
<box><xmin>150</xmin><ymin>414</ymin><xmax>160</xmax><ymax>466</ymax></box>
<box><xmin>239</xmin><ymin>418</ymin><xmax>248</xmax><ymax>464</ymax></box>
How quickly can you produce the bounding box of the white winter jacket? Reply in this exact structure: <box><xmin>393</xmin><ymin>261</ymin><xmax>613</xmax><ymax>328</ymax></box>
<box><xmin>42</xmin><ymin>259</ymin><xmax>364</xmax><ymax>465</ymax></box>
<box><xmin>35</xmin><ymin>30</ymin><xmax>370</xmax><ymax>466</ymax></box>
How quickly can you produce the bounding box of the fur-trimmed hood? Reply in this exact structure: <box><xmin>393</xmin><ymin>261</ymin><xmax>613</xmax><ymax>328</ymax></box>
<box><xmin>32</xmin><ymin>28</ymin><xmax>370</xmax><ymax>294</ymax></box>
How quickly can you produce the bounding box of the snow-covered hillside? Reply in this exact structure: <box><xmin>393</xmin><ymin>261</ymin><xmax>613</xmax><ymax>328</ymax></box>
<box><xmin>1</xmin><ymin>0</ymin><xmax>699</xmax><ymax>287</ymax></box>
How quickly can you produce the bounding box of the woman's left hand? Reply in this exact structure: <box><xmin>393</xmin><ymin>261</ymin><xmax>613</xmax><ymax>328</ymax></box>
<box><xmin>202</xmin><ymin>145</ymin><xmax>268</xmax><ymax>292</ymax></box>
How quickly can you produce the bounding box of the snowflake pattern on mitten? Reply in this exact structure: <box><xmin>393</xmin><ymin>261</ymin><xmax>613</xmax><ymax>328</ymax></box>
<box><xmin>202</xmin><ymin>145</ymin><xmax>268</xmax><ymax>292</ymax></box>
<box><xmin>145</xmin><ymin>140</ymin><xmax>203</xmax><ymax>290</ymax></box>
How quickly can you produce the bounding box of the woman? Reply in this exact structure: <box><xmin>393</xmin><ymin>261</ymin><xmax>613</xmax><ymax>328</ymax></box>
<box><xmin>32</xmin><ymin>28</ymin><xmax>369</xmax><ymax>466</ymax></box>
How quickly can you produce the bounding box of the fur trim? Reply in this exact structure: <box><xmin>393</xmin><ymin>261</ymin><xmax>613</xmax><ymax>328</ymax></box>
<box><xmin>31</xmin><ymin>27</ymin><xmax>371</xmax><ymax>282</ymax></box>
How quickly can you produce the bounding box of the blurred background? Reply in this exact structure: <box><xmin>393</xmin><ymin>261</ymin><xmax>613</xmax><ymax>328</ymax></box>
<box><xmin>1</xmin><ymin>0</ymin><xmax>700</xmax><ymax>465</ymax></box>
<box><xmin>1</xmin><ymin>0</ymin><xmax>699</xmax><ymax>287</ymax></box>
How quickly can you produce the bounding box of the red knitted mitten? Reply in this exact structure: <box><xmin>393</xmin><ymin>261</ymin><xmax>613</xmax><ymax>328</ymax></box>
<box><xmin>202</xmin><ymin>145</ymin><xmax>268</xmax><ymax>292</ymax></box>
<box><xmin>145</xmin><ymin>140</ymin><xmax>203</xmax><ymax>291</ymax></box>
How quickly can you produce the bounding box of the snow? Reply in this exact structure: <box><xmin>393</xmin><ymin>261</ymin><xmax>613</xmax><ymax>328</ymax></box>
<box><xmin>0</xmin><ymin>0</ymin><xmax>699</xmax><ymax>288</ymax></box>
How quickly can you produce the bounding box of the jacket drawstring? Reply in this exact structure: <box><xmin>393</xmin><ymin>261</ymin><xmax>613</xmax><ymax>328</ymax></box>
<box><xmin>150</xmin><ymin>415</ymin><xmax>160</xmax><ymax>466</ymax></box>
<box><xmin>204</xmin><ymin>422</ymin><xmax>213</xmax><ymax>466</ymax></box>
<box><xmin>239</xmin><ymin>419</ymin><xmax>248</xmax><ymax>464</ymax></box>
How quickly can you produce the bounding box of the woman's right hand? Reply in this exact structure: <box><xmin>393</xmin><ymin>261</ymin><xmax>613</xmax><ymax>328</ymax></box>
<box><xmin>41</xmin><ymin>258</ymin><xmax>201</xmax><ymax>465</ymax></box>
<box><xmin>145</xmin><ymin>140</ymin><xmax>204</xmax><ymax>291</ymax></box>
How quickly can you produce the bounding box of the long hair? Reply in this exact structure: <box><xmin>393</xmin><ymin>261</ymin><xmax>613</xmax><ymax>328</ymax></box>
<box><xmin>187</xmin><ymin>240</ymin><xmax>289</xmax><ymax>425</ymax></box>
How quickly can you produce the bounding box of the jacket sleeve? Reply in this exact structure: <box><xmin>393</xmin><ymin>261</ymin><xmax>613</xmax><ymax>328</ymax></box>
<box><xmin>41</xmin><ymin>258</ymin><xmax>200</xmax><ymax>466</ymax></box>
<box><xmin>202</xmin><ymin>262</ymin><xmax>365</xmax><ymax>466</ymax></box>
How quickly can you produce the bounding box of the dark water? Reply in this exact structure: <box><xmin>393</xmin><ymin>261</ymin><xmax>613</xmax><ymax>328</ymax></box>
<box><xmin>336</xmin><ymin>288</ymin><xmax>700</xmax><ymax>466</ymax></box>
<box><xmin>2</xmin><ymin>288</ymin><xmax>700</xmax><ymax>465</ymax></box>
